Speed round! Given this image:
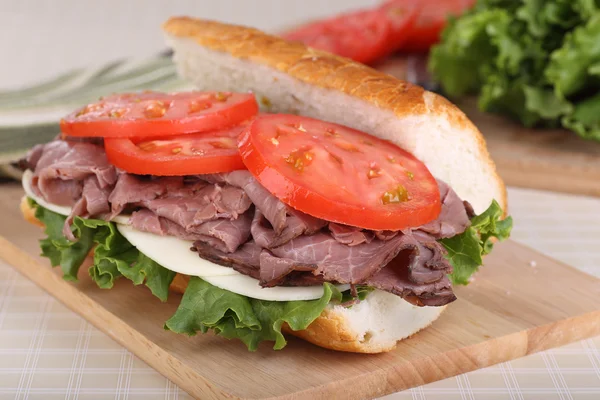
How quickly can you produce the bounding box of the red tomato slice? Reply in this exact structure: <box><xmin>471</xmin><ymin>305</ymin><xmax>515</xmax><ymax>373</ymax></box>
<box><xmin>283</xmin><ymin>5</ymin><xmax>417</xmax><ymax>64</ymax></box>
<box><xmin>238</xmin><ymin>115</ymin><xmax>441</xmax><ymax>230</ymax></box>
<box><xmin>104</xmin><ymin>124</ymin><xmax>247</xmax><ymax>176</ymax></box>
<box><xmin>384</xmin><ymin>0</ymin><xmax>476</xmax><ymax>52</ymax></box>
<box><xmin>61</xmin><ymin>91</ymin><xmax>259</xmax><ymax>138</ymax></box>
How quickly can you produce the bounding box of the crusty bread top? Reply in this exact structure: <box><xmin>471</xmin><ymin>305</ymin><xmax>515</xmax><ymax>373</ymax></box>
<box><xmin>163</xmin><ymin>17</ymin><xmax>473</xmax><ymax>130</ymax></box>
<box><xmin>162</xmin><ymin>17</ymin><xmax>507</xmax><ymax>213</ymax></box>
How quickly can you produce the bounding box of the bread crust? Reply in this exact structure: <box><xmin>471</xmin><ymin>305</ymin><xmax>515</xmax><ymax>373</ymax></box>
<box><xmin>21</xmin><ymin>199</ymin><xmax>443</xmax><ymax>353</ymax></box>
<box><xmin>162</xmin><ymin>17</ymin><xmax>507</xmax><ymax>213</ymax></box>
<box><xmin>20</xmin><ymin>196</ymin><xmax>44</xmax><ymax>228</ymax></box>
<box><xmin>161</xmin><ymin>269</ymin><xmax>439</xmax><ymax>354</ymax></box>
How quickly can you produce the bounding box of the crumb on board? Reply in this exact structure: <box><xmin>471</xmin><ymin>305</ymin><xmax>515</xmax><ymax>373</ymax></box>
<box><xmin>529</xmin><ymin>260</ymin><xmax>537</xmax><ymax>268</ymax></box>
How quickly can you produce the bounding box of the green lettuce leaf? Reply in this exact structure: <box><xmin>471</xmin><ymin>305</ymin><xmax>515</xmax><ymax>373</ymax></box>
<box><xmin>429</xmin><ymin>10</ymin><xmax>504</xmax><ymax>98</ymax></box>
<box><xmin>441</xmin><ymin>200</ymin><xmax>513</xmax><ymax>285</ymax></box>
<box><xmin>523</xmin><ymin>86</ymin><xmax>573</xmax><ymax>119</ymax></box>
<box><xmin>430</xmin><ymin>0</ymin><xmax>600</xmax><ymax>140</ymax></box>
<box><xmin>30</xmin><ymin>199</ymin><xmax>175</xmax><ymax>300</ymax></box>
<box><xmin>562</xmin><ymin>91</ymin><xmax>600</xmax><ymax>140</ymax></box>
<box><xmin>32</xmin><ymin>198</ymin><xmax>97</xmax><ymax>281</ymax></box>
<box><xmin>165</xmin><ymin>278</ymin><xmax>341</xmax><ymax>351</ymax></box>
<box><xmin>117</xmin><ymin>252</ymin><xmax>176</xmax><ymax>302</ymax></box>
<box><xmin>340</xmin><ymin>285</ymin><xmax>373</xmax><ymax>304</ymax></box>
<box><xmin>546</xmin><ymin>14</ymin><xmax>600</xmax><ymax>97</ymax></box>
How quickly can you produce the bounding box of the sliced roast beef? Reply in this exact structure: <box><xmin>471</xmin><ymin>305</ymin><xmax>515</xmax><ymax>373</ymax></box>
<box><xmin>419</xmin><ymin>180</ymin><xmax>471</xmax><ymax>239</ymax></box>
<box><xmin>109</xmin><ymin>174</ymin><xmax>184</xmax><ymax>216</ymax></box>
<box><xmin>130</xmin><ymin>208</ymin><xmax>252</xmax><ymax>253</ymax></box>
<box><xmin>26</xmin><ymin>139</ymin><xmax>473</xmax><ymax>307</ymax></box>
<box><xmin>251</xmin><ymin>209</ymin><xmax>328</xmax><ymax>249</ymax></box>
<box><xmin>33</xmin><ymin>140</ymin><xmax>116</xmax><ymax>190</ymax></box>
<box><xmin>329</xmin><ymin>223</ymin><xmax>375</xmax><ymax>246</ymax></box>
<box><xmin>209</xmin><ymin>171</ymin><xmax>288</xmax><ymax>233</ymax></box>
<box><xmin>143</xmin><ymin>184</ymin><xmax>251</xmax><ymax>229</ymax></box>
<box><xmin>365</xmin><ymin>263</ymin><xmax>457</xmax><ymax>307</ymax></box>
<box><xmin>187</xmin><ymin>211</ymin><xmax>252</xmax><ymax>253</ymax></box>
<box><xmin>269</xmin><ymin>232</ymin><xmax>406</xmax><ymax>284</ymax></box>
<box><xmin>28</xmin><ymin>141</ymin><xmax>118</xmax><ymax>239</ymax></box>
<box><xmin>258</xmin><ymin>251</ymin><xmax>318</xmax><ymax>286</ymax></box>
<box><xmin>191</xmin><ymin>241</ymin><xmax>326</xmax><ymax>287</ymax></box>
<box><xmin>130</xmin><ymin>209</ymin><xmax>210</xmax><ymax>241</ymax></box>
<box><xmin>30</xmin><ymin>141</ymin><xmax>116</xmax><ymax>208</ymax></box>
<box><xmin>193</xmin><ymin>240</ymin><xmax>262</xmax><ymax>277</ymax></box>
<box><xmin>63</xmin><ymin>175</ymin><xmax>113</xmax><ymax>238</ymax></box>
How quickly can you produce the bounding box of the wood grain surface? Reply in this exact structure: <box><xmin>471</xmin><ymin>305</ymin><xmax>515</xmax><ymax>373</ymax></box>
<box><xmin>376</xmin><ymin>56</ymin><xmax>600</xmax><ymax>198</ymax></box>
<box><xmin>460</xmin><ymin>100</ymin><xmax>600</xmax><ymax>198</ymax></box>
<box><xmin>1</xmin><ymin>183</ymin><xmax>600</xmax><ymax>399</ymax></box>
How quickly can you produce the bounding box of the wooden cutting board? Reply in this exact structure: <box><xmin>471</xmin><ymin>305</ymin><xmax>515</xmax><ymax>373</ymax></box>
<box><xmin>1</xmin><ymin>183</ymin><xmax>599</xmax><ymax>400</ymax></box>
<box><xmin>376</xmin><ymin>57</ymin><xmax>600</xmax><ymax>198</ymax></box>
<box><xmin>460</xmin><ymin>100</ymin><xmax>600</xmax><ymax>198</ymax></box>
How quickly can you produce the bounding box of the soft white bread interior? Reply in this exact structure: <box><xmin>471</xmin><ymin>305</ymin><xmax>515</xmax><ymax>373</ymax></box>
<box><xmin>288</xmin><ymin>290</ymin><xmax>446</xmax><ymax>353</ymax></box>
<box><xmin>162</xmin><ymin>17</ymin><xmax>507</xmax><ymax>214</ymax></box>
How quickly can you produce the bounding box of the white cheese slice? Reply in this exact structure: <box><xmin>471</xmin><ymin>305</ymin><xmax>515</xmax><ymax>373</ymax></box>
<box><xmin>23</xmin><ymin>170</ymin><xmax>350</xmax><ymax>301</ymax></box>
<box><xmin>203</xmin><ymin>274</ymin><xmax>350</xmax><ymax>302</ymax></box>
<box><xmin>117</xmin><ymin>224</ymin><xmax>238</xmax><ymax>277</ymax></box>
<box><xmin>119</xmin><ymin>224</ymin><xmax>350</xmax><ymax>301</ymax></box>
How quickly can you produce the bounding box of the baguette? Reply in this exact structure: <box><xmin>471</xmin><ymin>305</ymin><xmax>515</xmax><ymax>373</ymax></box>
<box><xmin>21</xmin><ymin>18</ymin><xmax>506</xmax><ymax>353</ymax></box>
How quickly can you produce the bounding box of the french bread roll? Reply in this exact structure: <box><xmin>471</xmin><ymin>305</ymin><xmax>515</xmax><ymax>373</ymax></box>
<box><xmin>160</xmin><ymin>17</ymin><xmax>506</xmax><ymax>352</ymax></box>
<box><xmin>162</xmin><ymin>17</ymin><xmax>506</xmax><ymax>214</ymax></box>
<box><xmin>21</xmin><ymin>18</ymin><xmax>507</xmax><ymax>353</ymax></box>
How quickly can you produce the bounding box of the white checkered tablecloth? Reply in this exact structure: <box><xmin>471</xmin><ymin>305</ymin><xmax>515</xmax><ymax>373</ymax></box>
<box><xmin>1</xmin><ymin>186</ymin><xmax>600</xmax><ymax>400</ymax></box>
<box><xmin>2</xmin><ymin>1</ymin><xmax>600</xmax><ymax>398</ymax></box>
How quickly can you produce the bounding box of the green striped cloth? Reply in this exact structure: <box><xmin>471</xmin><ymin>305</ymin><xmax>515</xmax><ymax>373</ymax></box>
<box><xmin>0</xmin><ymin>55</ymin><xmax>193</xmax><ymax>179</ymax></box>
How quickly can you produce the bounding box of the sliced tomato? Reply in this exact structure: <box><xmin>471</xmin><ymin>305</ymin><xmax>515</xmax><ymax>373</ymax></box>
<box><xmin>238</xmin><ymin>114</ymin><xmax>441</xmax><ymax>230</ymax></box>
<box><xmin>104</xmin><ymin>124</ymin><xmax>247</xmax><ymax>176</ymax></box>
<box><xmin>283</xmin><ymin>5</ymin><xmax>417</xmax><ymax>64</ymax></box>
<box><xmin>384</xmin><ymin>0</ymin><xmax>476</xmax><ymax>52</ymax></box>
<box><xmin>61</xmin><ymin>91</ymin><xmax>259</xmax><ymax>138</ymax></box>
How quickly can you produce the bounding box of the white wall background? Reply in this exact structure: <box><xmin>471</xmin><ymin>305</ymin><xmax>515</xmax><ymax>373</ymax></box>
<box><xmin>0</xmin><ymin>0</ymin><xmax>377</xmax><ymax>89</ymax></box>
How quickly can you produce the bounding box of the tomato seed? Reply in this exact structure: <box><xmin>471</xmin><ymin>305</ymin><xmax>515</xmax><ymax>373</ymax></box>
<box><xmin>209</xmin><ymin>138</ymin><xmax>236</xmax><ymax>149</ymax></box>
<box><xmin>188</xmin><ymin>100</ymin><xmax>212</xmax><ymax>114</ymax></box>
<box><xmin>381</xmin><ymin>185</ymin><xmax>411</xmax><ymax>204</ymax></box>
<box><xmin>144</xmin><ymin>101</ymin><xmax>167</xmax><ymax>118</ymax></box>
<box><xmin>108</xmin><ymin>108</ymin><xmax>127</xmax><ymax>118</ymax></box>
<box><xmin>285</xmin><ymin>148</ymin><xmax>314</xmax><ymax>172</ymax></box>
<box><xmin>335</xmin><ymin>140</ymin><xmax>360</xmax><ymax>152</ymax></box>
<box><xmin>215</xmin><ymin>92</ymin><xmax>231</xmax><ymax>102</ymax></box>
<box><xmin>367</xmin><ymin>162</ymin><xmax>382</xmax><ymax>179</ymax></box>
<box><xmin>138</xmin><ymin>142</ymin><xmax>157</xmax><ymax>152</ymax></box>
<box><xmin>261</xmin><ymin>96</ymin><xmax>272</xmax><ymax>108</ymax></box>
<box><xmin>324</xmin><ymin>128</ymin><xmax>340</xmax><ymax>138</ymax></box>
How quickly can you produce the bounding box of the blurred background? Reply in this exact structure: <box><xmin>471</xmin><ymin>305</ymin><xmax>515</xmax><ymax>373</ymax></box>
<box><xmin>1</xmin><ymin>0</ymin><xmax>377</xmax><ymax>89</ymax></box>
<box><xmin>2</xmin><ymin>2</ymin><xmax>600</xmax><ymax>399</ymax></box>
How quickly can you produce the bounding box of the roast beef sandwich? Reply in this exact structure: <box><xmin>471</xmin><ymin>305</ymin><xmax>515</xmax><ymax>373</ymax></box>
<box><xmin>19</xmin><ymin>17</ymin><xmax>512</xmax><ymax>353</ymax></box>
